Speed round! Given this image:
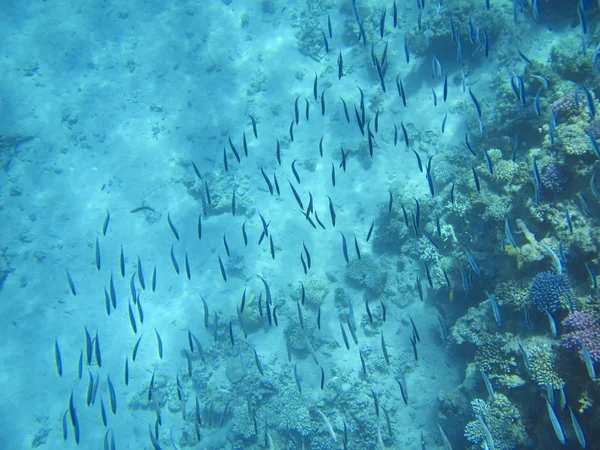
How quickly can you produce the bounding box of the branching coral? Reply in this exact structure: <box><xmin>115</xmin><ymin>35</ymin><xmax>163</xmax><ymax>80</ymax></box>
<box><xmin>464</xmin><ymin>394</ymin><xmax>528</xmax><ymax>450</ymax></box>
<box><xmin>561</xmin><ymin>311</ymin><xmax>600</xmax><ymax>363</ymax></box>
<box><xmin>527</xmin><ymin>344</ymin><xmax>564</xmax><ymax>389</ymax></box>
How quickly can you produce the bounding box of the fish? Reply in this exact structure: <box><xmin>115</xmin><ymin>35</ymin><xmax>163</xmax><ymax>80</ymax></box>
<box><xmin>404</xmin><ymin>38</ymin><xmax>410</xmax><ymax>64</ymax></box>
<box><xmin>95</xmin><ymin>332</ymin><xmax>102</xmax><ymax>366</ymax></box>
<box><xmin>327</xmin><ymin>196</ymin><xmax>336</xmax><ymax>227</ymax></box>
<box><xmin>438</xmin><ymin>424</ymin><xmax>452</xmax><ymax>450</ymax></box>
<box><xmin>416</xmin><ymin>275</ymin><xmax>424</xmax><ymax>301</ymax></box>
<box><xmin>229</xmin><ymin>321</ymin><xmax>235</xmax><ymax>347</ymax></box>
<box><xmin>317</xmin><ymin>409</ymin><xmax>337</xmax><ymax>442</ymax></box>
<box><xmin>413</xmin><ymin>150</ymin><xmax>423</xmax><ymax>172</ymax></box>
<box><xmin>288</xmin><ymin>180</ymin><xmax>304</xmax><ymax>210</ymax></box>
<box><xmin>155</xmin><ymin>329</ymin><xmax>163</xmax><ymax>359</ymax></box>
<box><xmin>289</xmin><ymin>120</ymin><xmax>294</xmax><ymax>141</ymax></box>
<box><xmin>130</xmin><ymin>206</ymin><xmax>155</xmax><ymax>214</ymax></box>
<box><xmin>486</xmin><ymin>291</ymin><xmax>502</xmax><ymax>326</ymax></box>
<box><xmin>330</xmin><ymin>161</ymin><xmax>336</xmax><ymax>187</ymax></box>
<box><xmin>480</xmin><ymin>369</ymin><xmax>496</xmax><ymax>401</ymax></box>
<box><xmin>546</xmin><ymin>400</ymin><xmax>565</xmax><ymax>444</ymax></box>
<box><xmin>317</xmin><ymin>306</ymin><xmax>321</xmax><ymax>329</ymax></box>
<box><xmin>294</xmin><ymin>363</ymin><xmax>302</xmax><ymax>393</ymax></box>
<box><xmin>541</xmin><ymin>244</ymin><xmax>563</xmax><ymax>274</ymax></box>
<box><xmin>66</xmin><ymin>268</ymin><xmax>76</xmax><ymax>296</ymax></box>
<box><xmin>582</xmin><ymin>342</ymin><xmax>596</xmax><ymax>380</ymax></box>
<box><xmin>472</xmin><ymin>167</ymin><xmax>481</xmax><ymax>193</ymax></box>
<box><xmin>300</xmin><ymin>253</ymin><xmax>307</xmax><ymax>274</ymax></box>
<box><xmin>340</xmin><ymin>320</ymin><xmax>350</xmax><ymax>350</ymax></box>
<box><xmin>401</xmin><ymin>121</ymin><xmax>409</xmax><ymax>147</ymax></box>
<box><xmin>381</xmin><ymin>332</ymin><xmax>390</xmax><ymax>364</ymax></box>
<box><xmin>424</xmin><ymin>262</ymin><xmax>433</xmax><ymax>288</ymax></box>
<box><xmin>276</xmin><ymin>139</ymin><xmax>281</xmax><ymax>165</ymax></box>
<box><xmin>102</xmin><ymin>210</ymin><xmax>110</xmax><ymax>236</ymax></box>
<box><xmin>124</xmin><ymin>357</ymin><xmax>129</xmax><ymax>386</ymax></box>
<box><xmin>128</xmin><ymin>303</ymin><xmax>137</xmax><ymax>333</ymax></box>
<box><xmin>253</xmin><ymin>348</ymin><xmax>264</xmax><ymax>376</ymax></box>
<box><xmin>249</xmin><ymin>114</ymin><xmax>258</xmax><ymax>138</ymax></box>
<box><xmin>260</xmin><ymin>167</ymin><xmax>273</xmax><ymax>195</ymax></box>
<box><xmin>269</xmin><ymin>235</ymin><xmax>275</xmax><ymax>260</ymax></box>
<box><xmin>408</xmin><ymin>315</ymin><xmax>420</xmax><ymax>342</ymax></box>
<box><xmin>410</xmin><ymin>333</ymin><xmax>418</xmax><ymax>360</ymax></box>
<box><xmin>218</xmin><ymin>255</ymin><xmax>227</xmax><ymax>281</ymax></box>
<box><xmin>119</xmin><ymin>246</ymin><xmax>125</xmax><ymax>277</ymax></box>
<box><xmin>327</xmin><ymin>14</ymin><xmax>332</xmax><ymax>38</ymax></box>
<box><xmin>167</xmin><ymin>213</ymin><xmax>180</xmax><ymax>241</ymax></box>
<box><xmin>296</xmin><ymin>301</ymin><xmax>304</xmax><ymax>329</ymax></box>
<box><xmin>95</xmin><ymin>237</ymin><xmax>101</xmax><ymax>271</ymax></box>
<box><xmin>170</xmin><ymin>245</ymin><xmax>179</xmax><ymax>275</ymax></box>
<box><xmin>107</xmin><ymin>375</ymin><xmax>116</xmax><ymax>414</ymax></box>
<box><xmin>380</xmin><ymin>301</ymin><xmax>386</xmax><ymax>322</ymax></box>
<box><xmin>55</xmin><ymin>338</ymin><xmax>62</xmax><ymax>377</ymax></box>
<box><xmin>68</xmin><ymin>391</ymin><xmax>80</xmax><ymax>444</ymax></box>
<box><xmin>569</xmin><ymin>407</ymin><xmax>587</xmax><ymax>448</ymax></box>
<box><xmin>321</xmin><ymin>88</ymin><xmax>327</xmax><ymax>116</ymax></box>
<box><xmin>320</xmin><ymin>366</ymin><xmax>325</xmax><ymax>390</ymax></box>
<box><xmin>437</xmin><ymin>312</ymin><xmax>448</xmax><ymax>340</ymax></box>
<box><xmin>397</xmin><ymin>372</ymin><xmax>408</xmax><ymax>405</ymax></box>
<box><xmin>346</xmin><ymin>315</ymin><xmax>358</xmax><ymax>345</ymax></box>
<box><xmin>340</xmin><ymin>232</ymin><xmax>349</xmax><ymax>263</ymax></box>
<box><xmin>132</xmin><ymin>335</ymin><xmax>143</xmax><ymax>361</ymax></box>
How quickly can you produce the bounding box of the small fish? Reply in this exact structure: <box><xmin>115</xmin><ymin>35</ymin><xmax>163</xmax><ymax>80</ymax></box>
<box><xmin>66</xmin><ymin>268</ymin><xmax>76</xmax><ymax>296</ymax></box>
<box><xmin>542</xmin><ymin>244</ymin><xmax>563</xmax><ymax>274</ymax></box>
<box><xmin>170</xmin><ymin>245</ymin><xmax>179</xmax><ymax>275</ymax></box>
<box><xmin>340</xmin><ymin>320</ymin><xmax>350</xmax><ymax>350</ymax></box>
<box><xmin>261</xmin><ymin>167</ymin><xmax>273</xmax><ymax>195</ymax></box>
<box><xmin>471</xmin><ymin>167</ymin><xmax>481</xmax><ymax>193</ymax></box>
<box><xmin>321</xmin><ymin>88</ymin><xmax>327</xmax><ymax>116</ymax></box>
<box><xmin>55</xmin><ymin>339</ymin><xmax>62</xmax><ymax>377</ymax></box>
<box><xmin>132</xmin><ymin>334</ymin><xmax>143</xmax><ymax>361</ymax></box>
<box><xmin>317</xmin><ymin>409</ymin><xmax>337</xmax><ymax>442</ymax></box>
<box><xmin>404</xmin><ymin>39</ymin><xmax>410</xmax><ymax>64</ymax></box>
<box><xmin>167</xmin><ymin>213</ymin><xmax>179</xmax><ymax>241</ymax></box>
<box><xmin>154</xmin><ymin>328</ymin><xmax>163</xmax><ymax>359</ymax></box>
<box><xmin>408</xmin><ymin>315</ymin><xmax>420</xmax><ymax>342</ymax></box>
<box><xmin>381</xmin><ymin>332</ymin><xmax>390</xmax><ymax>364</ymax></box>
<box><xmin>102</xmin><ymin>210</ymin><xmax>110</xmax><ymax>236</ymax></box>
<box><xmin>486</xmin><ymin>291</ymin><xmax>502</xmax><ymax>326</ymax></box>
<box><xmin>327</xmin><ymin>196</ymin><xmax>336</xmax><ymax>227</ymax></box>
<box><xmin>249</xmin><ymin>114</ymin><xmax>258</xmax><ymax>138</ymax></box>
<box><xmin>416</xmin><ymin>275</ymin><xmax>423</xmax><ymax>301</ymax></box>
<box><xmin>546</xmin><ymin>400</ymin><xmax>565</xmax><ymax>445</ymax></box>
<box><xmin>128</xmin><ymin>303</ymin><xmax>137</xmax><ymax>334</ymax></box>
<box><xmin>218</xmin><ymin>255</ymin><xmax>227</xmax><ymax>282</ymax></box>
<box><xmin>424</xmin><ymin>262</ymin><xmax>433</xmax><ymax>289</ymax></box>
<box><xmin>94</xmin><ymin>332</ymin><xmax>102</xmax><ymax>367</ymax></box>
<box><xmin>480</xmin><ymin>369</ymin><xmax>496</xmax><ymax>401</ymax></box>
<box><xmin>569</xmin><ymin>406</ymin><xmax>587</xmax><ymax>448</ymax></box>
<box><xmin>107</xmin><ymin>375</ymin><xmax>116</xmax><ymax>414</ymax></box>
<box><xmin>396</xmin><ymin>372</ymin><xmax>408</xmax><ymax>405</ymax></box>
<box><xmin>582</xmin><ymin>342</ymin><xmax>596</xmax><ymax>380</ymax></box>
<box><xmin>294</xmin><ymin>363</ymin><xmax>302</xmax><ymax>393</ymax></box>
<box><xmin>340</xmin><ymin>232</ymin><xmax>349</xmax><ymax>263</ymax></box>
<box><xmin>288</xmin><ymin>180</ymin><xmax>304</xmax><ymax>210</ymax></box>
<box><xmin>410</xmin><ymin>333</ymin><xmax>418</xmax><ymax>361</ymax></box>
<box><xmin>413</xmin><ymin>150</ymin><xmax>423</xmax><ymax>172</ymax></box>
<box><xmin>119</xmin><ymin>246</ymin><xmax>125</xmax><ymax>277</ymax></box>
<box><xmin>400</xmin><ymin>121</ymin><xmax>409</xmax><ymax>148</ymax></box>
<box><xmin>269</xmin><ymin>235</ymin><xmax>275</xmax><ymax>260</ymax></box>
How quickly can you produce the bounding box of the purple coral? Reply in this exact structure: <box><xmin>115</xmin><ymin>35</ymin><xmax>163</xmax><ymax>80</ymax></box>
<box><xmin>540</xmin><ymin>164</ymin><xmax>567</xmax><ymax>192</ymax></box>
<box><xmin>550</xmin><ymin>90</ymin><xmax>585</xmax><ymax>121</ymax></box>
<box><xmin>561</xmin><ymin>312</ymin><xmax>600</xmax><ymax>363</ymax></box>
<box><xmin>529</xmin><ymin>271</ymin><xmax>570</xmax><ymax>312</ymax></box>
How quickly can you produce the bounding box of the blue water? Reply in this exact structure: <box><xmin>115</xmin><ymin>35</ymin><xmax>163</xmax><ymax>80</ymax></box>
<box><xmin>0</xmin><ymin>0</ymin><xmax>597</xmax><ymax>449</ymax></box>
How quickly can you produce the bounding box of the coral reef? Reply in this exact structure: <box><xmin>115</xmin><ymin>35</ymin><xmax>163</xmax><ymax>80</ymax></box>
<box><xmin>529</xmin><ymin>271</ymin><xmax>570</xmax><ymax>312</ymax></box>
<box><xmin>527</xmin><ymin>344</ymin><xmax>564</xmax><ymax>389</ymax></box>
<box><xmin>345</xmin><ymin>255</ymin><xmax>387</xmax><ymax>294</ymax></box>
<box><xmin>464</xmin><ymin>394</ymin><xmax>529</xmax><ymax>450</ymax></box>
<box><xmin>561</xmin><ymin>312</ymin><xmax>600</xmax><ymax>363</ymax></box>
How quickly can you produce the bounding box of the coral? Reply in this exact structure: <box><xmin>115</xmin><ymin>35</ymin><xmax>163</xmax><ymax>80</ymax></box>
<box><xmin>540</xmin><ymin>163</ymin><xmax>568</xmax><ymax>192</ymax></box>
<box><xmin>495</xmin><ymin>279</ymin><xmax>530</xmax><ymax>311</ymax></box>
<box><xmin>284</xmin><ymin>321</ymin><xmax>308</xmax><ymax>352</ymax></box>
<box><xmin>273</xmin><ymin>385</ymin><xmax>312</xmax><ymax>435</ymax></box>
<box><xmin>529</xmin><ymin>271</ymin><xmax>570</xmax><ymax>312</ymax></box>
<box><xmin>527</xmin><ymin>344</ymin><xmax>564</xmax><ymax>389</ymax></box>
<box><xmin>550</xmin><ymin>90</ymin><xmax>585</xmax><ymax>121</ymax></box>
<box><xmin>560</xmin><ymin>312</ymin><xmax>600</xmax><ymax>363</ymax></box>
<box><xmin>464</xmin><ymin>394</ymin><xmax>528</xmax><ymax>450</ymax></box>
<box><xmin>292</xmin><ymin>276</ymin><xmax>329</xmax><ymax>306</ymax></box>
<box><xmin>473</xmin><ymin>334</ymin><xmax>517</xmax><ymax>376</ymax></box>
<box><xmin>345</xmin><ymin>255</ymin><xmax>387</xmax><ymax>294</ymax></box>
<box><xmin>232</xmin><ymin>404</ymin><xmax>255</xmax><ymax>440</ymax></box>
